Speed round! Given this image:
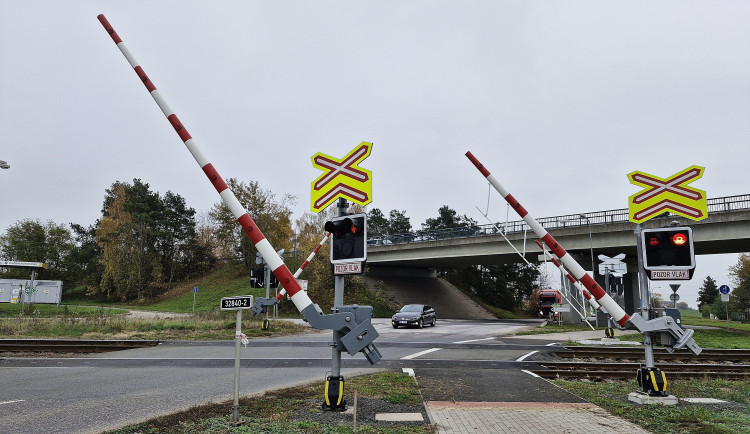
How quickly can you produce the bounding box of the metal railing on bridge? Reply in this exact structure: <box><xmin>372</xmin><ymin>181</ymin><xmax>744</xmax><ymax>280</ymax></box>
<box><xmin>367</xmin><ymin>194</ymin><xmax>750</xmax><ymax>247</ymax></box>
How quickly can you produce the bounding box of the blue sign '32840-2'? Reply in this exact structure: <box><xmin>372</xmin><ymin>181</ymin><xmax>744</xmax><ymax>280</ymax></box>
<box><xmin>719</xmin><ymin>285</ymin><xmax>731</xmax><ymax>294</ymax></box>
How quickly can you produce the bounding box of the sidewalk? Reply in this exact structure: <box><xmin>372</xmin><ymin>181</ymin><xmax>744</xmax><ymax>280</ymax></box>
<box><xmin>421</xmin><ymin>329</ymin><xmax>651</xmax><ymax>434</ymax></box>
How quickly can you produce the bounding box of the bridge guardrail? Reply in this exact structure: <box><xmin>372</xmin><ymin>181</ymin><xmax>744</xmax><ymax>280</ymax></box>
<box><xmin>368</xmin><ymin>194</ymin><xmax>750</xmax><ymax>246</ymax></box>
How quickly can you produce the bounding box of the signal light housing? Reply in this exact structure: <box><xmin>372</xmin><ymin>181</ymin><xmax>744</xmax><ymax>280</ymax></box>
<box><xmin>325</xmin><ymin>213</ymin><xmax>367</xmax><ymax>263</ymax></box>
<box><xmin>641</xmin><ymin>226</ymin><xmax>695</xmax><ymax>280</ymax></box>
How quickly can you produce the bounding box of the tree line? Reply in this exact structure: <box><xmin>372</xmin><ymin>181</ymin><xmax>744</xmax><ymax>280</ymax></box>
<box><xmin>0</xmin><ymin>177</ymin><xmax>544</xmax><ymax>312</ymax></box>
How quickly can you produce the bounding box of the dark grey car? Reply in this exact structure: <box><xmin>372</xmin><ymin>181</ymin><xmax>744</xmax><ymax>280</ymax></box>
<box><xmin>391</xmin><ymin>304</ymin><xmax>436</xmax><ymax>328</ymax></box>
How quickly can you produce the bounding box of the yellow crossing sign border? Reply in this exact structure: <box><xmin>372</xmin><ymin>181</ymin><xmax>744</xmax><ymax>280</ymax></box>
<box><xmin>627</xmin><ymin>165</ymin><xmax>707</xmax><ymax>224</ymax></box>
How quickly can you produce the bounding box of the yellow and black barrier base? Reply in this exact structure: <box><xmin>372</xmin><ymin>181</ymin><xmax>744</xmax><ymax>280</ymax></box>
<box><xmin>636</xmin><ymin>367</ymin><xmax>668</xmax><ymax>396</ymax></box>
<box><xmin>322</xmin><ymin>375</ymin><xmax>347</xmax><ymax>411</ymax></box>
<box><xmin>261</xmin><ymin>319</ymin><xmax>270</xmax><ymax>330</ymax></box>
<box><xmin>605</xmin><ymin>327</ymin><xmax>616</xmax><ymax>338</ymax></box>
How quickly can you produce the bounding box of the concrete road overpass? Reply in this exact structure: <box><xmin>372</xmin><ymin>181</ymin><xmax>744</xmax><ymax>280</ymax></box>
<box><xmin>366</xmin><ymin>195</ymin><xmax>750</xmax><ymax>270</ymax></box>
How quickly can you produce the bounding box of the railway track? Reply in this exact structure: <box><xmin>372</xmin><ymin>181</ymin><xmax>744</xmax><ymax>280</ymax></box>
<box><xmin>0</xmin><ymin>339</ymin><xmax>160</xmax><ymax>353</ymax></box>
<box><xmin>531</xmin><ymin>346</ymin><xmax>750</xmax><ymax>380</ymax></box>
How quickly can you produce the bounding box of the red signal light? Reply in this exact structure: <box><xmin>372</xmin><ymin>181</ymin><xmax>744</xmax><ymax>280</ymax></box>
<box><xmin>646</xmin><ymin>234</ymin><xmax>661</xmax><ymax>247</ymax></box>
<box><xmin>671</xmin><ymin>232</ymin><xmax>688</xmax><ymax>246</ymax></box>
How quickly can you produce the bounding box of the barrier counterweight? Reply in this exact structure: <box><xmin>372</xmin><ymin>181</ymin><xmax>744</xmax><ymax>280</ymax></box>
<box><xmin>466</xmin><ymin>151</ymin><xmax>629</xmax><ymax>327</ymax></box>
<box><xmin>97</xmin><ymin>14</ymin><xmax>314</xmax><ymax>315</ymax></box>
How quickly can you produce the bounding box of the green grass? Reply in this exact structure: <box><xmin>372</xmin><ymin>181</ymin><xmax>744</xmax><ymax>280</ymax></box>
<box><xmin>554</xmin><ymin>378</ymin><xmax>750</xmax><ymax>434</ymax></box>
<box><xmin>109</xmin><ymin>371</ymin><xmax>431</xmax><ymax>433</ymax></box>
<box><xmin>0</xmin><ymin>313</ymin><xmax>306</xmax><ymax>340</ymax></box>
<box><xmin>0</xmin><ymin>303</ymin><xmax>129</xmax><ymax>317</ymax></box>
<box><xmin>617</xmin><ymin>327</ymin><xmax>750</xmax><ymax>349</ymax></box>
<box><xmin>680</xmin><ymin>312</ymin><xmax>750</xmax><ymax>333</ymax></box>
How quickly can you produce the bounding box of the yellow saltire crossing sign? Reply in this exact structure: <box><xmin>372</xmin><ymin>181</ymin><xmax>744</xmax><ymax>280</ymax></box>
<box><xmin>310</xmin><ymin>142</ymin><xmax>373</xmax><ymax>213</ymax></box>
<box><xmin>627</xmin><ymin>165</ymin><xmax>707</xmax><ymax>224</ymax></box>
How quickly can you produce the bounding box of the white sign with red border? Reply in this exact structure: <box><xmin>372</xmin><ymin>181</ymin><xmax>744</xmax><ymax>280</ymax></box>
<box><xmin>333</xmin><ymin>262</ymin><xmax>363</xmax><ymax>275</ymax></box>
<box><xmin>650</xmin><ymin>270</ymin><xmax>691</xmax><ymax>280</ymax></box>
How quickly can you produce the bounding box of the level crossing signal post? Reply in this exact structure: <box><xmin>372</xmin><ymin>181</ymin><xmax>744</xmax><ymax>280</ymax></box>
<box><xmin>321</xmin><ymin>199</ymin><xmax>369</xmax><ymax>411</ymax></box>
<box><xmin>634</xmin><ymin>223</ymin><xmax>697</xmax><ymax>398</ymax></box>
<box><xmin>466</xmin><ymin>152</ymin><xmax>702</xmax><ymax>402</ymax></box>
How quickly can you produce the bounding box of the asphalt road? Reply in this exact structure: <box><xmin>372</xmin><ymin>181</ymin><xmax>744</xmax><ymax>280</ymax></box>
<box><xmin>0</xmin><ymin>318</ymin><xmax>555</xmax><ymax>433</ymax></box>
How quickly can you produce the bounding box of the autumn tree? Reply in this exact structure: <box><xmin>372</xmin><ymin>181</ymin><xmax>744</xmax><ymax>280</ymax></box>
<box><xmin>209</xmin><ymin>178</ymin><xmax>296</xmax><ymax>269</ymax></box>
<box><xmin>97</xmin><ymin>184</ymin><xmax>142</xmax><ymax>300</ymax></box>
<box><xmin>728</xmin><ymin>253</ymin><xmax>750</xmax><ymax>313</ymax></box>
<box><xmin>95</xmin><ymin>179</ymin><xmax>205</xmax><ymax>300</ymax></box>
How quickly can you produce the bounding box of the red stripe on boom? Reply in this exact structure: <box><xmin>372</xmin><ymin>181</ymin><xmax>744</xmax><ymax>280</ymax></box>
<box><xmin>579</xmin><ymin>274</ymin><xmax>605</xmax><ymax>299</ymax></box>
<box><xmin>97</xmin><ymin>15</ymin><xmax>122</xmax><ymax>44</ymax></box>
<box><xmin>541</xmin><ymin>234</ymin><xmax>566</xmax><ymax>259</ymax></box>
<box><xmin>504</xmin><ymin>194</ymin><xmax>527</xmax><ymax>218</ymax></box>
<box><xmin>133</xmin><ymin>66</ymin><xmax>156</xmax><ymax>92</ymax></box>
<box><xmin>271</xmin><ymin>264</ymin><xmax>299</xmax><ymax>296</ymax></box>
<box><xmin>465</xmin><ymin>152</ymin><xmax>491</xmax><ymax>177</ymax></box>
<box><xmin>201</xmin><ymin>163</ymin><xmax>228</xmax><ymax>193</ymax></box>
<box><xmin>167</xmin><ymin>114</ymin><xmax>192</xmax><ymax>142</ymax></box>
<box><xmin>565</xmin><ymin>274</ymin><xmax>576</xmax><ymax>284</ymax></box>
<box><xmin>237</xmin><ymin>214</ymin><xmax>265</xmax><ymax>245</ymax></box>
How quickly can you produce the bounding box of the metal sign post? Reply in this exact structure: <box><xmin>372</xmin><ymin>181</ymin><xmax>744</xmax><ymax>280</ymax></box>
<box><xmin>635</xmin><ymin>224</ymin><xmax>656</xmax><ymax>371</ymax></box>
<box><xmin>192</xmin><ymin>287</ymin><xmax>198</xmax><ymax>313</ymax></box>
<box><xmin>719</xmin><ymin>285</ymin><xmax>731</xmax><ymax>329</ymax></box>
<box><xmin>220</xmin><ymin>295</ymin><xmax>253</xmax><ymax>423</ymax></box>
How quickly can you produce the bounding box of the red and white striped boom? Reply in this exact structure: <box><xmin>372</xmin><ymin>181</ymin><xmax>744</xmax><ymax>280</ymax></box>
<box><xmin>98</xmin><ymin>14</ymin><xmax>315</xmax><ymax>315</ymax></box>
<box><xmin>466</xmin><ymin>151</ymin><xmax>629</xmax><ymax>327</ymax></box>
<box><xmin>535</xmin><ymin>240</ymin><xmax>603</xmax><ymax>313</ymax></box>
<box><xmin>275</xmin><ymin>233</ymin><xmax>330</xmax><ymax>302</ymax></box>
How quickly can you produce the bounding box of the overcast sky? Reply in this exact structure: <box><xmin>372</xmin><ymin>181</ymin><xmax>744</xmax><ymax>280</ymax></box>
<box><xmin>2</xmin><ymin>1</ymin><xmax>748</xmax><ymax>308</ymax></box>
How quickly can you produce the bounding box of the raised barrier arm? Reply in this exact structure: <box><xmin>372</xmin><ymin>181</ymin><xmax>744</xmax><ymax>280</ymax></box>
<box><xmin>465</xmin><ymin>151</ymin><xmax>630</xmax><ymax>327</ymax></box>
<box><xmin>97</xmin><ymin>15</ymin><xmax>380</xmax><ymax>363</ymax></box>
<box><xmin>467</xmin><ymin>151</ymin><xmax>701</xmax><ymax>355</ymax></box>
<box><xmin>253</xmin><ymin>233</ymin><xmax>330</xmax><ymax>315</ymax></box>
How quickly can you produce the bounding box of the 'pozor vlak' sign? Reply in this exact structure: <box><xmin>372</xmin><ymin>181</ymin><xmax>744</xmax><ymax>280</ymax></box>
<box><xmin>310</xmin><ymin>142</ymin><xmax>373</xmax><ymax>213</ymax></box>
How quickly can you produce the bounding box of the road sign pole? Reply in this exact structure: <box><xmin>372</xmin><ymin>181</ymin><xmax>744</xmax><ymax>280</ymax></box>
<box><xmin>331</xmin><ymin>199</ymin><xmax>347</xmax><ymax>377</ymax></box>
<box><xmin>231</xmin><ymin>309</ymin><xmax>242</xmax><ymax>423</ymax></box>
<box><xmin>192</xmin><ymin>287</ymin><xmax>197</xmax><ymax>314</ymax></box>
<box><xmin>726</xmin><ymin>303</ymin><xmax>730</xmax><ymax>329</ymax></box>
<box><xmin>635</xmin><ymin>224</ymin><xmax>655</xmax><ymax>370</ymax></box>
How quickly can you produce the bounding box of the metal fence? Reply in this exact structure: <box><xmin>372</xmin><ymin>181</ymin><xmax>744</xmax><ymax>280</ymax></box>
<box><xmin>367</xmin><ymin>194</ymin><xmax>750</xmax><ymax>247</ymax></box>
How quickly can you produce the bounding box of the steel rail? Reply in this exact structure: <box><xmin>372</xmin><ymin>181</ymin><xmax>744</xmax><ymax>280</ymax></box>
<box><xmin>533</xmin><ymin>368</ymin><xmax>749</xmax><ymax>380</ymax></box>
<box><xmin>0</xmin><ymin>339</ymin><xmax>159</xmax><ymax>353</ymax></box>
<box><xmin>553</xmin><ymin>347</ymin><xmax>750</xmax><ymax>362</ymax></box>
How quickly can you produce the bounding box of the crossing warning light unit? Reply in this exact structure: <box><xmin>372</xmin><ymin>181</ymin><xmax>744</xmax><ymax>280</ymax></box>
<box><xmin>325</xmin><ymin>214</ymin><xmax>367</xmax><ymax>264</ymax></box>
<box><xmin>641</xmin><ymin>226</ymin><xmax>696</xmax><ymax>280</ymax></box>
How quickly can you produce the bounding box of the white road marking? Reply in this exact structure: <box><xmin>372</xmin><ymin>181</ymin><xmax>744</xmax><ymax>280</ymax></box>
<box><xmin>453</xmin><ymin>337</ymin><xmax>496</xmax><ymax>344</ymax></box>
<box><xmin>400</xmin><ymin>348</ymin><xmax>441</xmax><ymax>360</ymax></box>
<box><xmin>402</xmin><ymin>368</ymin><xmax>415</xmax><ymax>377</ymax></box>
<box><xmin>546</xmin><ymin>342</ymin><xmax>560</xmax><ymax>346</ymax></box>
<box><xmin>522</xmin><ymin>370</ymin><xmax>541</xmax><ymax>378</ymax></box>
<box><xmin>0</xmin><ymin>400</ymin><xmax>25</xmax><ymax>405</ymax></box>
<box><xmin>516</xmin><ymin>350</ymin><xmax>539</xmax><ymax>362</ymax></box>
